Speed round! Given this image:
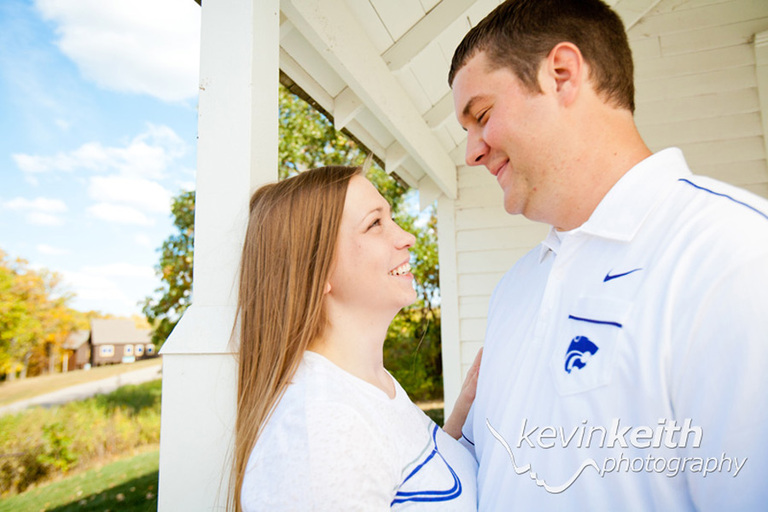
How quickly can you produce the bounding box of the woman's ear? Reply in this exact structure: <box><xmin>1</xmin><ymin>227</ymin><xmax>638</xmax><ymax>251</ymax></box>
<box><xmin>544</xmin><ymin>41</ymin><xmax>583</xmax><ymax>106</ymax></box>
<box><xmin>324</xmin><ymin>282</ymin><xmax>332</xmax><ymax>295</ymax></box>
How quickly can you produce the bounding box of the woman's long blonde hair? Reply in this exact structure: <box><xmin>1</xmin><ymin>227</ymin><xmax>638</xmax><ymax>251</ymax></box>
<box><xmin>230</xmin><ymin>165</ymin><xmax>360</xmax><ymax>511</ymax></box>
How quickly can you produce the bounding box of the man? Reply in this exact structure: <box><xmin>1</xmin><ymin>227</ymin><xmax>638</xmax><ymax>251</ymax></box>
<box><xmin>449</xmin><ymin>0</ymin><xmax>768</xmax><ymax>510</ymax></box>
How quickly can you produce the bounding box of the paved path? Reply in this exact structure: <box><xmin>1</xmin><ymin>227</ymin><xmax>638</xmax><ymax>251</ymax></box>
<box><xmin>0</xmin><ymin>362</ymin><xmax>163</xmax><ymax>416</ymax></box>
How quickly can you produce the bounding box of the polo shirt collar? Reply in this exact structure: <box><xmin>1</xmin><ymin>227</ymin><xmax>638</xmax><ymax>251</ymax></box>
<box><xmin>539</xmin><ymin>228</ymin><xmax>562</xmax><ymax>261</ymax></box>
<box><xmin>538</xmin><ymin>148</ymin><xmax>691</xmax><ymax>262</ymax></box>
<box><xmin>575</xmin><ymin>147</ymin><xmax>691</xmax><ymax>242</ymax></box>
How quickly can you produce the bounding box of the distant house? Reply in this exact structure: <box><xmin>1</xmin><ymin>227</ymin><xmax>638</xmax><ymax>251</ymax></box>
<box><xmin>90</xmin><ymin>319</ymin><xmax>156</xmax><ymax>366</ymax></box>
<box><xmin>62</xmin><ymin>329</ymin><xmax>91</xmax><ymax>371</ymax></box>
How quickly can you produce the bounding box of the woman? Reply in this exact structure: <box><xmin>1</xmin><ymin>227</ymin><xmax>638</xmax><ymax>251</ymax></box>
<box><xmin>231</xmin><ymin>165</ymin><xmax>480</xmax><ymax>511</ymax></box>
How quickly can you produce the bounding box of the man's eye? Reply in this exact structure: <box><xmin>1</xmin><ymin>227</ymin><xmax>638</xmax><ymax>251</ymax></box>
<box><xmin>477</xmin><ymin>109</ymin><xmax>489</xmax><ymax>123</ymax></box>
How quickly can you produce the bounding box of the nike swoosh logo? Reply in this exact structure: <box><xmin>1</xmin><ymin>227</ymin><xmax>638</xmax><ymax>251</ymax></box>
<box><xmin>603</xmin><ymin>268</ymin><xmax>642</xmax><ymax>282</ymax></box>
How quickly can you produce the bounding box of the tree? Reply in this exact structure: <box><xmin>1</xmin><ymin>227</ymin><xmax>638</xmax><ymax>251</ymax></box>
<box><xmin>142</xmin><ymin>190</ymin><xmax>194</xmax><ymax>346</ymax></box>
<box><xmin>144</xmin><ymin>86</ymin><xmax>443</xmax><ymax>401</ymax></box>
<box><xmin>0</xmin><ymin>250</ymin><xmax>84</xmax><ymax>379</ymax></box>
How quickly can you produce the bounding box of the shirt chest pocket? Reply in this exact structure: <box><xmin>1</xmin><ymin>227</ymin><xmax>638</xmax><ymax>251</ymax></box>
<box><xmin>549</xmin><ymin>296</ymin><xmax>631</xmax><ymax>396</ymax></box>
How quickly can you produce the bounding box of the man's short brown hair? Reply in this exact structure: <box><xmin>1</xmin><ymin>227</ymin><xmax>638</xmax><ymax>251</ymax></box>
<box><xmin>448</xmin><ymin>0</ymin><xmax>635</xmax><ymax>112</ymax></box>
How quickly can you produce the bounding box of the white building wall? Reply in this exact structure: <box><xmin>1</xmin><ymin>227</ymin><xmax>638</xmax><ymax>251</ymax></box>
<box><xmin>630</xmin><ymin>0</ymin><xmax>768</xmax><ymax>198</ymax></box>
<box><xmin>443</xmin><ymin>0</ymin><xmax>768</xmax><ymax>413</ymax></box>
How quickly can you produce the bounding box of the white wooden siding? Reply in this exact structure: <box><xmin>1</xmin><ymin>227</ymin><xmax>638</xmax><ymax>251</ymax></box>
<box><xmin>631</xmin><ymin>0</ymin><xmax>768</xmax><ymax>197</ymax></box>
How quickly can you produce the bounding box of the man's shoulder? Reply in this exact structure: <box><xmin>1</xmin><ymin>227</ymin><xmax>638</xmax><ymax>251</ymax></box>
<box><xmin>675</xmin><ymin>175</ymin><xmax>768</xmax><ymax>222</ymax></box>
<box><xmin>665</xmin><ymin>174</ymin><xmax>768</xmax><ymax>248</ymax></box>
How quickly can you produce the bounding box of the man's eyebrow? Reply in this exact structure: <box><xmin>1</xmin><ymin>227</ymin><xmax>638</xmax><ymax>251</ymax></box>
<box><xmin>458</xmin><ymin>96</ymin><xmax>483</xmax><ymax>131</ymax></box>
<box><xmin>462</xmin><ymin>96</ymin><xmax>482</xmax><ymax>119</ymax></box>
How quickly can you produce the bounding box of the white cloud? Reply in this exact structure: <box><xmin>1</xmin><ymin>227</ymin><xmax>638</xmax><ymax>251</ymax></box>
<box><xmin>4</xmin><ymin>197</ymin><xmax>68</xmax><ymax>212</ymax></box>
<box><xmin>27</xmin><ymin>212</ymin><xmax>65</xmax><ymax>226</ymax></box>
<box><xmin>13</xmin><ymin>124</ymin><xmax>188</xmax><ymax>179</ymax></box>
<box><xmin>34</xmin><ymin>0</ymin><xmax>201</xmax><ymax>102</ymax></box>
<box><xmin>83</xmin><ymin>263</ymin><xmax>155</xmax><ymax>279</ymax></box>
<box><xmin>61</xmin><ymin>269</ymin><xmax>130</xmax><ymax>303</ymax></box>
<box><xmin>62</xmin><ymin>264</ymin><xmax>159</xmax><ymax>316</ymax></box>
<box><xmin>37</xmin><ymin>244</ymin><xmax>70</xmax><ymax>255</ymax></box>
<box><xmin>89</xmin><ymin>175</ymin><xmax>171</xmax><ymax>213</ymax></box>
<box><xmin>3</xmin><ymin>196</ymin><xmax>68</xmax><ymax>225</ymax></box>
<box><xmin>134</xmin><ymin>234</ymin><xmax>154</xmax><ymax>248</ymax></box>
<box><xmin>88</xmin><ymin>203</ymin><xmax>152</xmax><ymax>225</ymax></box>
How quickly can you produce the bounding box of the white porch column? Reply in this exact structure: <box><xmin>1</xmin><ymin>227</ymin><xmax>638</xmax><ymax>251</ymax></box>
<box><xmin>158</xmin><ymin>0</ymin><xmax>279</xmax><ymax>510</ymax></box>
<box><xmin>437</xmin><ymin>194</ymin><xmax>461</xmax><ymax>417</ymax></box>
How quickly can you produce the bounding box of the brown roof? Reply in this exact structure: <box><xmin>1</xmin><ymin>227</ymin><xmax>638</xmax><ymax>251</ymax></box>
<box><xmin>62</xmin><ymin>329</ymin><xmax>90</xmax><ymax>350</ymax></box>
<box><xmin>90</xmin><ymin>319</ymin><xmax>151</xmax><ymax>346</ymax></box>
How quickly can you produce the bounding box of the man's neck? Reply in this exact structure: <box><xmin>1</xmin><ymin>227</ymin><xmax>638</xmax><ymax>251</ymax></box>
<box><xmin>547</xmin><ymin>111</ymin><xmax>651</xmax><ymax>231</ymax></box>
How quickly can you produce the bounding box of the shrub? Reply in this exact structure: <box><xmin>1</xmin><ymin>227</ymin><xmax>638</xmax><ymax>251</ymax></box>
<box><xmin>0</xmin><ymin>379</ymin><xmax>161</xmax><ymax>497</ymax></box>
<box><xmin>384</xmin><ymin>307</ymin><xmax>443</xmax><ymax>403</ymax></box>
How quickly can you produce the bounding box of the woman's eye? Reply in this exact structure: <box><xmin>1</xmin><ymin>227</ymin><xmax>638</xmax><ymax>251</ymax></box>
<box><xmin>367</xmin><ymin>218</ymin><xmax>381</xmax><ymax>230</ymax></box>
<box><xmin>477</xmin><ymin>109</ymin><xmax>488</xmax><ymax>123</ymax></box>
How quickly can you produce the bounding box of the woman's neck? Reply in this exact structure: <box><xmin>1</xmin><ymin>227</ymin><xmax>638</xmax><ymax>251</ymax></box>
<box><xmin>309</xmin><ymin>310</ymin><xmax>395</xmax><ymax>398</ymax></box>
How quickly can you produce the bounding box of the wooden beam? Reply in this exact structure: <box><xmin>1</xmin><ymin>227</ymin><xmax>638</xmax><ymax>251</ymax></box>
<box><xmin>383</xmin><ymin>0</ymin><xmax>475</xmax><ymax>71</ymax></box>
<box><xmin>333</xmin><ymin>87</ymin><xmax>364</xmax><ymax>130</ymax></box>
<box><xmin>283</xmin><ymin>0</ymin><xmax>457</xmax><ymax>198</ymax></box>
<box><xmin>423</xmin><ymin>91</ymin><xmax>455</xmax><ymax>129</ymax></box>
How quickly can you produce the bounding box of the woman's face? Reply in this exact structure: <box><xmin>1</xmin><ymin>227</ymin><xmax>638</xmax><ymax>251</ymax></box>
<box><xmin>326</xmin><ymin>175</ymin><xmax>417</xmax><ymax>315</ymax></box>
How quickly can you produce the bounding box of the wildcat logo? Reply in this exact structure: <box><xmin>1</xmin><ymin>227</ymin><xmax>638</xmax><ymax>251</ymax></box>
<box><xmin>564</xmin><ymin>336</ymin><xmax>599</xmax><ymax>373</ymax></box>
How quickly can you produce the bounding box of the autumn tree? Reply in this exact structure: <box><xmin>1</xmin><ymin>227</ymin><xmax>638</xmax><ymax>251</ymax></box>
<box><xmin>0</xmin><ymin>250</ymin><xmax>84</xmax><ymax>379</ymax></box>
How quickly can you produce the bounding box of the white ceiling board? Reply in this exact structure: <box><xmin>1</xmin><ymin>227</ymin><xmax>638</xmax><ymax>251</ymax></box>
<box><xmin>409</xmin><ymin>41</ymin><xmax>452</xmax><ymax>104</ymax></box>
<box><xmin>424</xmin><ymin>91</ymin><xmax>455</xmax><ymax>128</ymax></box>
<box><xmin>614</xmin><ymin>0</ymin><xmax>664</xmax><ymax>30</ymax></box>
<box><xmin>393</xmin><ymin>67</ymin><xmax>433</xmax><ymax>115</ymax></box>
<box><xmin>280</xmin><ymin>25</ymin><xmax>347</xmax><ymax>97</ymax></box>
<box><xmin>343</xmin><ymin>0</ymin><xmax>393</xmax><ymax>53</ymax></box>
<box><xmin>436</xmin><ymin>12</ymin><xmax>476</xmax><ymax>69</ymax></box>
<box><xmin>369</xmin><ymin>0</ymin><xmax>426</xmax><ymax>42</ymax></box>
<box><xmin>465</xmin><ymin>0</ymin><xmax>503</xmax><ymax>27</ymax></box>
<box><xmin>446</xmin><ymin>115</ymin><xmax>466</xmax><ymax>146</ymax></box>
<box><xmin>420</xmin><ymin>0</ymin><xmax>441</xmax><ymax>12</ymax></box>
<box><xmin>344</xmin><ymin>118</ymin><xmax>387</xmax><ymax>156</ymax></box>
<box><xmin>383</xmin><ymin>0</ymin><xmax>477</xmax><ymax>70</ymax></box>
<box><xmin>354</xmin><ymin>107</ymin><xmax>397</xmax><ymax>150</ymax></box>
<box><xmin>279</xmin><ymin>48</ymin><xmax>335</xmax><ymax>110</ymax></box>
<box><xmin>284</xmin><ymin>0</ymin><xmax>458</xmax><ymax>197</ymax></box>
<box><xmin>433</xmin><ymin>124</ymin><xmax>457</xmax><ymax>153</ymax></box>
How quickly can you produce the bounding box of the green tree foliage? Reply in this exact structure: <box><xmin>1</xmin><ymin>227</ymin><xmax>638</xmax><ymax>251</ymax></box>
<box><xmin>142</xmin><ymin>191</ymin><xmax>194</xmax><ymax>346</ymax></box>
<box><xmin>0</xmin><ymin>250</ymin><xmax>85</xmax><ymax>380</ymax></box>
<box><xmin>144</xmin><ymin>86</ymin><xmax>443</xmax><ymax>401</ymax></box>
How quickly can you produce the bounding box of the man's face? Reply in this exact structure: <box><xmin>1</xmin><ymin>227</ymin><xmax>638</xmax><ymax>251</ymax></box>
<box><xmin>452</xmin><ymin>51</ymin><xmax>562</xmax><ymax>221</ymax></box>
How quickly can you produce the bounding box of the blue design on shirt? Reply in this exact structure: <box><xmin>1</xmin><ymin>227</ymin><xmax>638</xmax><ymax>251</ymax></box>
<box><xmin>390</xmin><ymin>424</ymin><xmax>462</xmax><ymax>505</ymax></box>
<box><xmin>564</xmin><ymin>335</ymin><xmax>599</xmax><ymax>373</ymax></box>
<box><xmin>679</xmin><ymin>178</ymin><xmax>768</xmax><ymax>221</ymax></box>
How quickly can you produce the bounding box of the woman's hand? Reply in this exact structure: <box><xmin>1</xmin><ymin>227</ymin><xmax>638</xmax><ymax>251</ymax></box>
<box><xmin>442</xmin><ymin>347</ymin><xmax>482</xmax><ymax>440</ymax></box>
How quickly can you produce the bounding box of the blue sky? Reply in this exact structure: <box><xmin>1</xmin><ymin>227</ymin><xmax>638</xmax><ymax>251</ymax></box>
<box><xmin>0</xmin><ymin>0</ymin><xmax>201</xmax><ymax>317</ymax></box>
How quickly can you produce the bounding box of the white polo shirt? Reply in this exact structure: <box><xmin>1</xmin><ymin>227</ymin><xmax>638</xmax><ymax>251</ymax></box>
<box><xmin>462</xmin><ymin>148</ymin><xmax>768</xmax><ymax>511</ymax></box>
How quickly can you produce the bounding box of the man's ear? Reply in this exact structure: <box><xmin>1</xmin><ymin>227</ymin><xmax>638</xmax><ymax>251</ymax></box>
<box><xmin>543</xmin><ymin>42</ymin><xmax>584</xmax><ymax>106</ymax></box>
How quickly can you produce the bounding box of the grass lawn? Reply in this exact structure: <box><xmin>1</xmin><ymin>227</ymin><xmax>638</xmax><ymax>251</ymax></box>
<box><xmin>0</xmin><ymin>358</ymin><xmax>162</xmax><ymax>408</ymax></box>
<box><xmin>0</xmin><ymin>446</ymin><xmax>159</xmax><ymax>512</ymax></box>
